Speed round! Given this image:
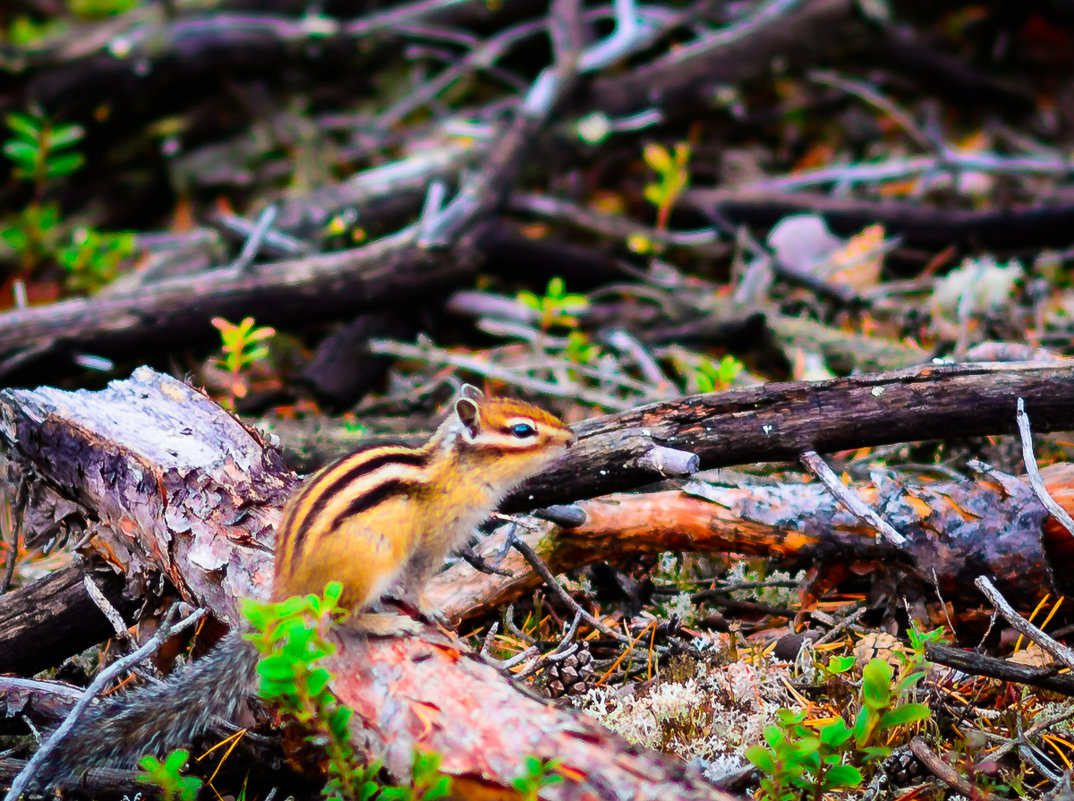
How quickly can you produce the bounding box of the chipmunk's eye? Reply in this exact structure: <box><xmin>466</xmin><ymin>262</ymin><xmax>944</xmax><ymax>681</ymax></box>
<box><xmin>511</xmin><ymin>423</ymin><xmax>536</xmax><ymax>438</ymax></box>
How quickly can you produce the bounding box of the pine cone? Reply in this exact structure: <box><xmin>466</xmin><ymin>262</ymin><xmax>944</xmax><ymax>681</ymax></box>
<box><xmin>543</xmin><ymin>642</ymin><xmax>594</xmax><ymax>699</ymax></box>
<box><xmin>881</xmin><ymin>746</ymin><xmax>924</xmax><ymax>787</ymax></box>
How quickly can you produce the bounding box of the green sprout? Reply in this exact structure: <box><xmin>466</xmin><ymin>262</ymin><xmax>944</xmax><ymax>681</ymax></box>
<box><xmin>1</xmin><ymin>107</ymin><xmax>136</xmax><ymax>289</ymax></box>
<box><xmin>68</xmin><ymin>0</ymin><xmax>139</xmax><ymax>19</ymax></box>
<box><xmin>516</xmin><ymin>277</ymin><xmax>588</xmax><ymax>332</ymax></box>
<box><xmin>642</xmin><ymin>142</ymin><xmax>691</xmax><ymax>232</ymax></box>
<box><xmin>138</xmin><ymin>749</ymin><xmax>203</xmax><ymax>801</ymax></box>
<box><xmin>210</xmin><ymin>316</ymin><xmax>276</xmax><ymax>409</ymax></box>
<box><xmin>58</xmin><ymin>227</ymin><xmax>137</xmax><ymax>294</ymax></box>
<box><xmin>680</xmin><ymin>354</ymin><xmax>742</xmax><ymax>394</ymax></box>
<box><xmin>511</xmin><ymin>756</ymin><xmax>563</xmax><ymax>801</ymax></box>
<box><xmin>4</xmin><ymin>109</ymin><xmax>84</xmax><ymax>187</ymax></box>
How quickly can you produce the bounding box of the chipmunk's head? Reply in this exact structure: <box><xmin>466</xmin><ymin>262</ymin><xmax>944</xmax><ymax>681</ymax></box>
<box><xmin>448</xmin><ymin>385</ymin><xmax>575</xmax><ymax>481</ymax></box>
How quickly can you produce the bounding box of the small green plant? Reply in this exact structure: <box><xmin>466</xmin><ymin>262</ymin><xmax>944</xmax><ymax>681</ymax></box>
<box><xmin>563</xmin><ymin>331</ymin><xmax>600</xmax><ymax>365</ymax></box>
<box><xmin>517</xmin><ymin>277</ymin><xmax>588</xmax><ymax>332</ymax></box>
<box><xmin>4</xmin><ymin>109</ymin><xmax>84</xmax><ymax>186</ymax></box>
<box><xmin>853</xmin><ymin>658</ymin><xmax>930</xmax><ymax>759</ymax></box>
<box><xmin>691</xmin><ymin>354</ymin><xmax>743</xmax><ymax>393</ymax></box>
<box><xmin>59</xmin><ymin>226</ymin><xmax>137</xmax><ymax>293</ymax></box>
<box><xmin>746</xmin><ymin>709</ymin><xmax>862</xmax><ymax>801</ymax></box>
<box><xmin>642</xmin><ymin>142</ymin><xmax>690</xmax><ymax>231</ymax></box>
<box><xmin>1</xmin><ymin>107</ymin><xmax>136</xmax><ymax>289</ymax></box>
<box><xmin>405</xmin><ymin>751</ymin><xmax>452</xmax><ymax>801</ymax></box>
<box><xmin>242</xmin><ymin>584</ymin><xmax>455</xmax><ymax>801</ymax></box>
<box><xmin>746</xmin><ymin>657</ymin><xmax>931</xmax><ymax>801</ymax></box>
<box><xmin>242</xmin><ymin>581</ymin><xmax>363</xmax><ymax>800</ymax></box>
<box><xmin>3</xmin><ymin>16</ymin><xmax>66</xmax><ymax>45</ymax></box>
<box><xmin>211</xmin><ymin>316</ymin><xmax>276</xmax><ymax>409</ymax></box>
<box><xmin>905</xmin><ymin>622</ymin><xmax>944</xmax><ymax>668</ymax></box>
<box><xmin>138</xmin><ymin>749</ymin><xmax>204</xmax><ymax>801</ymax></box>
<box><xmin>2</xmin><ymin>109</ymin><xmax>84</xmax><ymax>276</ymax></box>
<box><xmin>511</xmin><ymin>756</ymin><xmax>563</xmax><ymax>801</ymax></box>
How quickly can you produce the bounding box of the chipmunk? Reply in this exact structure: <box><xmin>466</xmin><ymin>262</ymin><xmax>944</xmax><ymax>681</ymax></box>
<box><xmin>37</xmin><ymin>386</ymin><xmax>574</xmax><ymax>789</ymax></box>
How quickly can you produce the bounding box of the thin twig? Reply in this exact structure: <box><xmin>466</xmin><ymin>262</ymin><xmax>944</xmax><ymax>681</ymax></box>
<box><xmin>809</xmin><ymin>68</ymin><xmax>935</xmax><ymax>152</ymax></box>
<box><xmin>799</xmin><ymin>448</ymin><xmax>906</xmax><ymax>546</ymax></box>
<box><xmin>752</xmin><ymin>151</ymin><xmax>1074</xmax><ymax>192</ymax></box>
<box><xmin>1015</xmin><ymin>396</ymin><xmax>1074</xmax><ymax>539</ymax></box>
<box><xmin>82</xmin><ymin>573</ymin><xmax>139</xmax><ymax>650</ymax></box>
<box><xmin>1</xmin><ymin>476</ymin><xmax>27</xmax><ymax>594</ymax></box>
<box><xmin>811</xmin><ymin>606</ymin><xmax>867</xmax><ymax>646</ymax></box>
<box><xmin>512</xmin><ymin>612</ymin><xmax>584</xmax><ymax>680</ymax></box>
<box><xmin>908</xmin><ymin>737</ymin><xmax>1005</xmax><ymax>801</ymax></box>
<box><xmin>974</xmin><ymin>575</ymin><xmax>1074</xmax><ymax>672</ymax></box>
<box><xmin>2</xmin><ymin>605</ymin><xmax>206</xmax><ymax>801</ymax></box>
<box><xmin>230</xmin><ymin>204</ymin><xmax>278</xmax><ymax>273</ymax></box>
<box><xmin>0</xmin><ymin>676</ymin><xmax>84</xmax><ymax>702</ymax></box>
<box><xmin>509</xmin><ymin>535</ymin><xmax>631</xmax><ymax>646</ymax></box>
<box><xmin>367</xmin><ymin>338</ymin><xmax>634</xmax><ymax>409</ymax></box>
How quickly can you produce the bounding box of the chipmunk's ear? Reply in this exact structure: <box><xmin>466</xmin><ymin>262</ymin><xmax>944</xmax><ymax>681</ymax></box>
<box><xmin>454</xmin><ymin>397</ymin><xmax>481</xmax><ymax>440</ymax></box>
<box><xmin>459</xmin><ymin>383</ymin><xmax>484</xmax><ymax>401</ymax></box>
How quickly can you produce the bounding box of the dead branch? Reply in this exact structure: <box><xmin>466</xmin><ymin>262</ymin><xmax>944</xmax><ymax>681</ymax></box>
<box><xmin>437</xmin><ymin>461</ymin><xmax>1069</xmax><ymax>622</ymax></box>
<box><xmin>0</xmin><ymin>563</ymin><xmax>138</xmax><ymax>675</ymax></box>
<box><xmin>0</xmin><ymin>231</ymin><xmax>463</xmax><ymax>378</ymax></box>
<box><xmin>587</xmin><ymin>0</ymin><xmax>875</xmax><ymax>118</ymax></box>
<box><xmin>510</xmin><ymin>361</ymin><xmax>1074</xmax><ymax>510</ymax></box>
<box><xmin>688</xmin><ymin>187</ymin><xmax>1074</xmax><ymax>251</ymax></box>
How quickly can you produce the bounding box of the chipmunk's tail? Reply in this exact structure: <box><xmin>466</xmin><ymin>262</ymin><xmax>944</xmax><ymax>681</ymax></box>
<box><xmin>34</xmin><ymin>630</ymin><xmax>258</xmax><ymax>791</ymax></box>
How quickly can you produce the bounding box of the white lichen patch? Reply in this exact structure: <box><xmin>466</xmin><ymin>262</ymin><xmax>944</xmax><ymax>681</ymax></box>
<box><xmin>575</xmin><ymin>652</ymin><xmax>796</xmax><ymax>770</ymax></box>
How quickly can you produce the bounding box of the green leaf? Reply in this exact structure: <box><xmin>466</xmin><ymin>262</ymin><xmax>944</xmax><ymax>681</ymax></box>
<box><xmin>852</xmin><ymin>707</ymin><xmax>871</xmax><ymax>740</ymax></box>
<box><xmin>517</xmin><ymin>291</ymin><xmax>541</xmax><ymax>311</ymax></box>
<box><xmin>859</xmin><ymin>745</ymin><xmax>892</xmax><ymax>763</ymax></box>
<box><xmin>246</xmin><ymin>326</ymin><xmax>275</xmax><ymax>342</ymax></box>
<box><xmin>827</xmin><ymin>655</ymin><xmax>855</xmax><ymax>674</ymax></box>
<box><xmin>307</xmin><ymin>666</ymin><xmax>332</xmax><ymax>696</ymax></box>
<box><xmin>240</xmin><ymin>599</ymin><xmax>268</xmax><ymax>630</ymax></box>
<box><xmin>323</xmin><ymin>580</ymin><xmax>343</xmax><ymax>603</ymax></box>
<box><xmin>878</xmin><ymin>703</ymin><xmax>931</xmax><ymax>729</ymax></box>
<box><xmin>163</xmin><ymin>748</ymin><xmax>190</xmax><ymax>774</ymax></box>
<box><xmin>643</xmin><ymin>143</ymin><xmax>672</xmax><ymax>173</ymax></box>
<box><xmin>861</xmin><ymin>658</ymin><xmax>892</xmax><ymax>709</ymax></box>
<box><xmin>824</xmin><ymin>764</ymin><xmax>863</xmax><ymax>788</ymax></box>
<box><xmin>744</xmin><ymin>745</ymin><xmax>775</xmax><ymax>773</ymax></box>
<box><xmin>896</xmin><ymin>670</ymin><xmax>927</xmax><ymax>694</ymax></box>
<box><xmin>259</xmin><ymin>678</ymin><xmax>297</xmax><ymax>699</ymax></box>
<box><xmin>1</xmin><ymin>225</ymin><xmax>27</xmax><ymax>250</ymax></box>
<box><xmin>329</xmin><ymin>705</ymin><xmax>352</xmax><ymax>739</ymax></box>
<box><xmin>178</xmin><ymin>776</ymin><xmax>203</xmax><ymax>801</ymax></box>
<box><xmin>643</xmin><ymin>184</ymin><xmax>665</xmax><ymax>207</ymax></box>
<box><xmin>258</xmin><ymin>655</ymin><xmax>297</xmax><ymax>681</ymax></box>
<box><xmin>3</xmin><ymin>140</ymin><xmax>38</xmax><ymax>164</ymax></box>
<box><xmin>45</xmin><ymin>151</ymin><xmax>84</xmax><ymax>177</ymax></box>
<box><xmin>246</xmin><ymin>345</ymin><xmax>270</xmax><ymax>363</ymax></box>
<box><xmin>818</xmin><ymin>720</ymin><xmax>853</xmax><ymax>747</ymax></box>
<box><xmin>49</xmin><ymin>122</ymin><xmax>85</xmax><ymax>149</ymax></box>
<box><xmin>6</xmin><ymin>112</ymin><xmax>42</xmax><ymax>139</ymax></box>
<box><xmin>422</xmin><ymin>776</ymin><xmax>452</xmax><ymax>800</ymax></box>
